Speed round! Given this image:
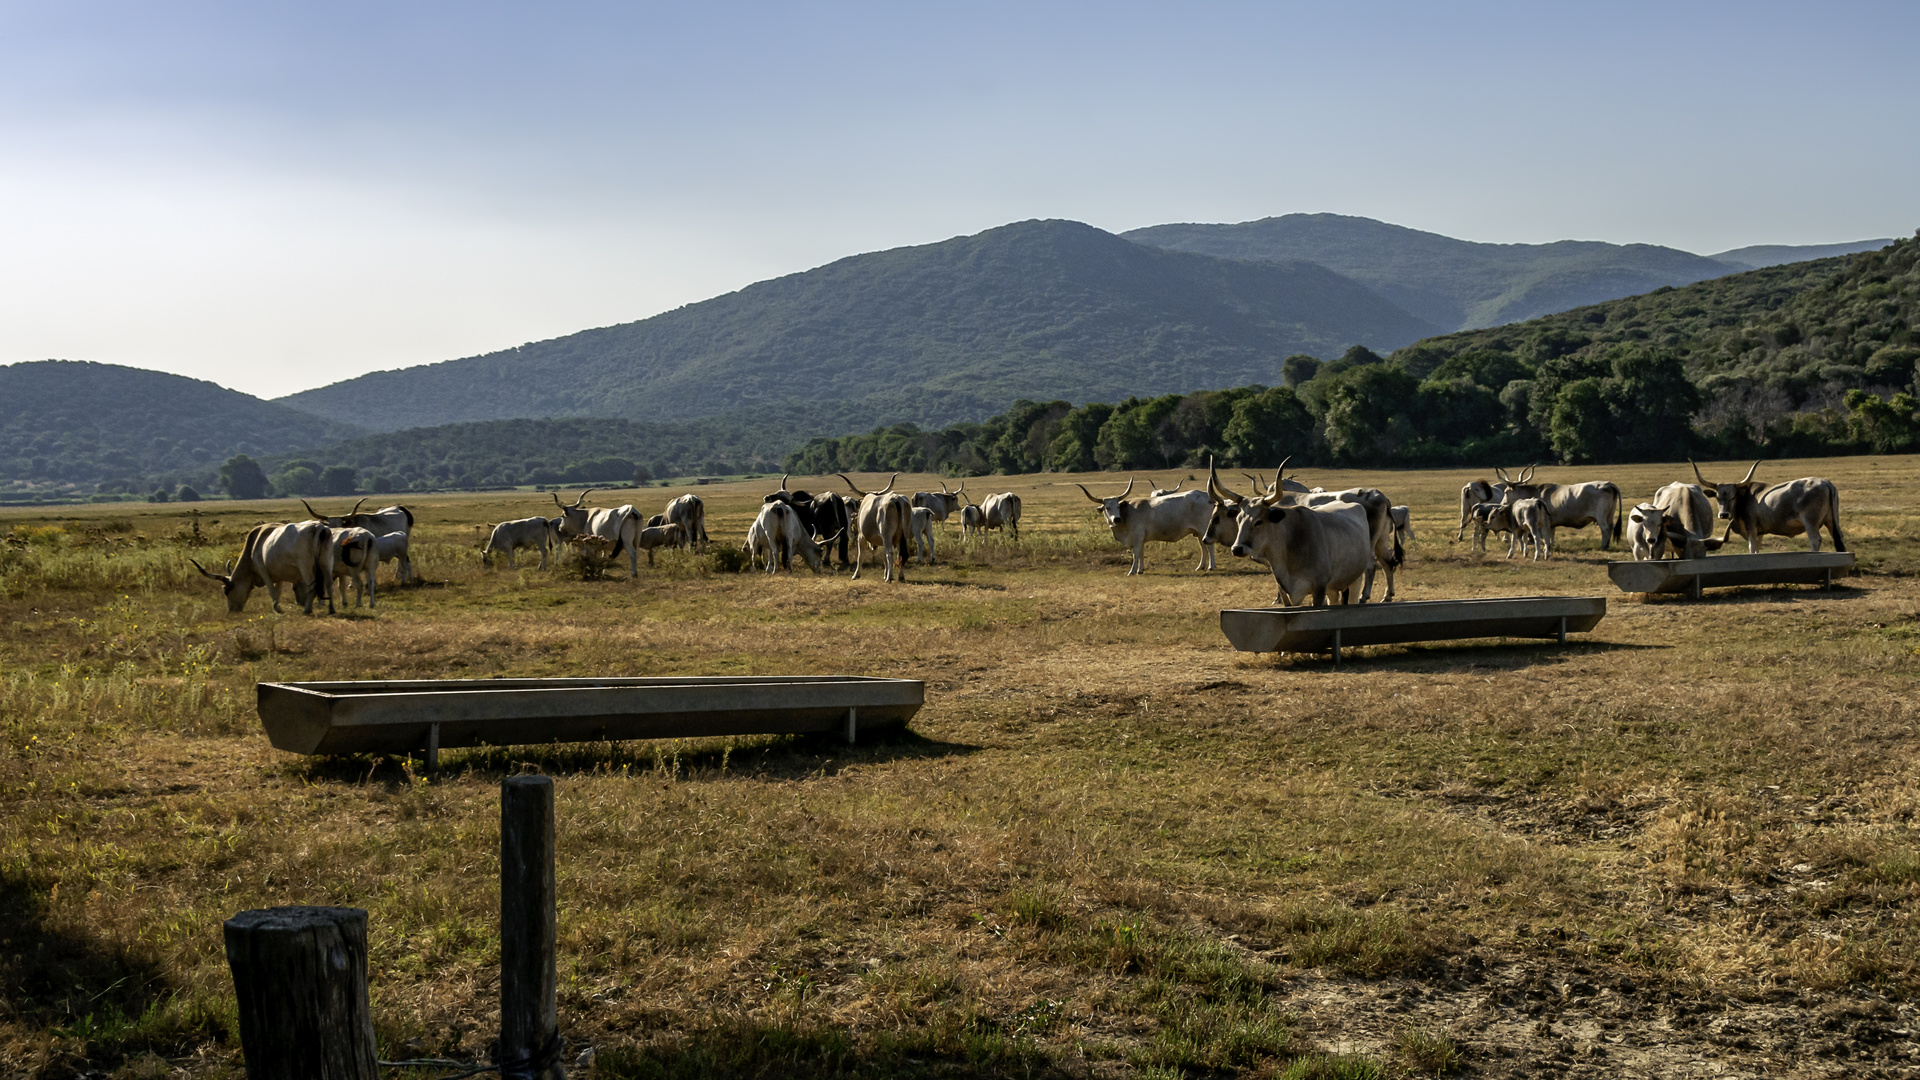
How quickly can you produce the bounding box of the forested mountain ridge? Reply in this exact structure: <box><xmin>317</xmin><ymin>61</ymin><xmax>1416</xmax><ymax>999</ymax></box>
<box><xmin>0</xmin><ymin>361</ymin><xmax>363</xmax><ymax>501</ymax></box>
<box><xmin>785</xmin><ymin>233</ymin><xmax>1920</xmax><ymax>475</ymax></box>
<box><xmin>275</xmin><ymin>219</ymin><xmax>1438</xmax><ymax>433</ymax></box>
<box><xmin>1122</xmin><ymin>213</ymin><xmax>1891</xmax><ymax>333</ymax></box>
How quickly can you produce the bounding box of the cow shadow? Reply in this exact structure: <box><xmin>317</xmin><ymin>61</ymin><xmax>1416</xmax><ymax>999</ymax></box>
<box><xmin>1635</xmin><ymin>582</ymin><xmax>1864</xmax><ymax>605</ymax></box>
<box><xmin>289</xmin><ymin>724</ymin><xmax>980</xmax><ymax>788</ymax></box>
<box><xmin>1243</xmin><ymin>638</ymin><xmax>1663</xmax><ymax>674</ymax></box>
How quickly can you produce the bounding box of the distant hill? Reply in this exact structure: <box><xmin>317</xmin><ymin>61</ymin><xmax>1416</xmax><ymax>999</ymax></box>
<box><xmin>1119</xmin><ymin>213</ymin><xmax>1867</xmax><ymax>332</ymax></box>
<box><xmin>1708</xmin><ymin>239</ymin><xmax>1893</xmax><ymax>271</ymax></box>
<box><xmin>0</xmin><ymin>361</ymin><xmax>362</xmax><ymax>497</ymax></box>
<box><xmin>275</xmin><ymin>219</ymin><xmax>1438</xmax><ymax>434</ymax></box>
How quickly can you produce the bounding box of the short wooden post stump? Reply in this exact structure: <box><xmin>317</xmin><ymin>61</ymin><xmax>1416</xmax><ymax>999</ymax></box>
<box><xmin>222</xmin><ymin>905</ymin><xmax>378</xmax><ymax>1080</ymax></box>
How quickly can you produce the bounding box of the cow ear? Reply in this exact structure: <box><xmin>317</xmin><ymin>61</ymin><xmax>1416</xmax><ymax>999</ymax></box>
<box><xmin>1264</xmin><ymin>506</ymin><xmax>1285</xmax><ymax>524</ymax></box>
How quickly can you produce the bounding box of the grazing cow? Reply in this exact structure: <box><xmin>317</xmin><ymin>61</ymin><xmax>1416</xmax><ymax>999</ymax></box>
<box><xmin>910</xmin><ymin>480</ymin><xmax>966</xmax><ymax>523</ymax></box>
<box><xmin>1651</xmin><ymin>481</ymin><xmax>1723</xmax><ymax>560</ymax></box>
<box><xmin>191</xmin><ymin>521</ymin><xmax>335</xmax><ymax>614</ymax></box>
<box><xmin>1076</xmin><ymin>477</ymin><xmax>1220</xmax><ymax>574</ymax></box>
<box><xmin>328</xmin><ymin>526</ymin><xmax>379</xmax><ymax>607</ymax></box>
<box><xmin>646</xmin><ymin>513</ymin><xmax>666</xmax><ymax>528</ymax></box>
<box><xmin>302</xmin><ymin>499</ymin><xmax>416</xmax><ymax>583</ymax></box>
<box><xmin>637</xmin><ymin>523</ymin><xmax>685</xmax><ymax>566</ymax></box>
<box><xmin>1511</xmin><ymin>497</ymin><xmax>1553</xmax><ymax>561</ymax></box>
<box><xmin>1206</xmin><ymin>461</ymin><xmax>1378</xmax><ymax>606</ymax></box>
<box><xmin>662</xmin><ymin>494</ymin><xmax>708</xmax><ymax>550</ymax></box>
<box><xmin>550</xmin><ymin>489</ymin><xmax>643</xmax><ymax>577</ymax></box>
<box><xmin>765</xmin><ymin>477</ymin><xmax>853</xmax><ymax>568</ymax></box>
<box><xmin>838</xmin><ymin>473</ymin><xmax>913</xmax><ymax>581</ymax></box>
<box><xmin>1456</xmin><ymin>480</ymin><xmax>1505</xmax><ymax>544</ymax></box>
<box><xmin>908</xmin><ymin>507</ymin><xmax>937</xmax><ymax>565</ymax></box>
<box><xmin>1494</xmin><ymin>466</ymin><xmax>1623</xmax><ymax>551</ymax></box>
<box><xmin>484</xmin><ymin>516</ymin><xmax>561</xmax><ymax>570</ymax></box>
<box><xmin>747</xmin><ymin>503</ymin><xmax>799</xmax><ymax>573</ymax></box>
<box><xmin>1690</xmin><ymin>460</ymin><xmax>1846</xmax><ymax>553</ymax></box>
<box><xmin>1627</xmin><ymin>503</ymin><xmax>1668</xmax><ymax>561</ymax></box>
<box><xmin>1470</xmin><ymin>501</ymin><xmax>1528</xmax><ymax>559</ymax></box>
<box><xmin>964</xmin><ymin>491</ymin><xmax>1022</xmax><ymax>540</ymax></box>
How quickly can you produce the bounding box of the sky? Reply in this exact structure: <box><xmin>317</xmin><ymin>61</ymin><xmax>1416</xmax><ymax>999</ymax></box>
<box><xmin>1</xmin><ymin>1</ymin><xmax>1915</xmax><ymax>399</ymax></box>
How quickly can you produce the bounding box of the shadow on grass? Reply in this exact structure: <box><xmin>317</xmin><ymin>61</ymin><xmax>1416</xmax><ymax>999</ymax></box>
<box><xmin>0</xmin><ymin>867</ymin><xmax>229</xmax><ymax>1066</ymax></box>
<box><xmin>1244</xmin><ymin>638</ymin><xmax>1665</xmax><ymax>673</ymax></box>
<box><xmin>290</xmin><ymin>724</ymin><xmax>981</xmax><ymax>787</ymax></box>
<box><xmin>586</xmin><ymin>1018</ymin><xmax>1068</xmax><ymax>1080</ymax></box>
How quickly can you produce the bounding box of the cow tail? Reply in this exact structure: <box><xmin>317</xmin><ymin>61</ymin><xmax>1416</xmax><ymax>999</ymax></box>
<box><xmin>1609</xmin><ymin>483</ymin><xmax>1623</xmax><ymax>550</ymax></box>
<box><xmin>610</xmin><ymin>512</ymin><xmax>628</xmax><ymax>558</ymax></box>
<box><xmin>1830</xmin><ymin>483</ymin><xmax>1847</xmax><ymax>552</ymax></box>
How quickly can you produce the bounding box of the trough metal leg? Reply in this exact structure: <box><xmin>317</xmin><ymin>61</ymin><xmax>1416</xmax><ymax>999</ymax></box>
<box><xmin>1331</xmin><ymin>629</ymin><xmax>1341</xmax><ymax>670</ymax></box>
<box><xmin>846</xmin><ymin>707</ymin><xmax>857</xmax><ymax>745</ymax></box>
<box><xmin>426</xmin><ymin>723</ymin><xmax>440</xmax><ymax>779</ymax></box>
<box><xmin>1691</xmin><ymin>575</ymin><xmax>1702</xmax><ymax>600</ymax></box>
<box><xmin>1557</xmin><ymin>616</ymin><xmax>1567</xmax><ymax>646</ymax></box>
<box><xmin>1825</xmin><ymin>567</ymin><xmax>1833</xmax><ymax>590</ymax></box>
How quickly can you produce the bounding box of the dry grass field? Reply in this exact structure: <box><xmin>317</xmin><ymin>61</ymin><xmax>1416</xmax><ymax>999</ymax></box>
<box><xmin>3</xmin><ymin>457</ymin><xmax>1919</xmax><ymax>1079</ymax></box>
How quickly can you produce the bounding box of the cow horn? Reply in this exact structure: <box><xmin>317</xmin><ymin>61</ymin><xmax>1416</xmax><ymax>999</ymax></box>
<box><xmin>1166</xmin><ymin>479</ymin><xmax>1183</xmax><ymax>493</ymax></box>
<box><xmin>1494</xmin><ymin>466</ymin><xmax>1510</xmax><ymax>483</ymax></box>
<box><xmin>1689</xmin><ymin>459</ymin><xmax>1708</xmax><ymax>486</ymax></box>
<box><xmin>1075</xmin><ymin>483</ymin><xmax>1104</xmax><ymax>504</ymax></box>
<box><xmin>1271</xmin><ymin>456</ymin><xmax>1292</xmax><ymax>496</ymax></box>
<box><xmin>576</xmin><ymin>489</ymin><xmax>594</xmax><ymax>507</ymax></box>
<box><xmin>1740</xmin><ymin>459</ymin><xmax>1760</xmax><ymax>484</ymax></box>
<box><xmin>1207</xmin><ymin>456</ymin><xmax>1244</xmax><ymax>504</ymax></box>
<box><xmin>939</xmin><ymin>480</ymin><xmax>949</xmax><ymax>493</ymax></box>
<box><xmin>300</xmin><ymin>499</ymin><xmax>325</xmax><ymax>520</ymax></box>
<box><xmin>780</xmin><ymin>473</ymin><xmax>790</xmax><ymax>491</ymax></box>
<box><xmin>552</xmin><ymin>492</ymin><xmax>565</xmax><ymax>508</ymax></box>
<box><xmin>1119</xmin><ymin>477</ymin><xmax>1134</xmax><ymax>499</ymax></box>
<box><xmin>348</xmin><ymin>497</ymin><xmax>367</xmax><ymax>517</ymax></box>
<box><xmin>188</xmin><ymin>557</ymin><xmax>228</xmax><ymax>582</ymax></box>
<box><xmin>836</xmin><ymin>473</ymin><xmax>867</xmax><ymax>496</ymax></box>
<box><xmin>1521</xmin><ymin>464</ymin><xmax>1538</xmax><ymax>483</ymax></box>
<box><xmin>875</xmin><ymin>473</ymin><xmax>897</xmax><ymax>495</ymax></box>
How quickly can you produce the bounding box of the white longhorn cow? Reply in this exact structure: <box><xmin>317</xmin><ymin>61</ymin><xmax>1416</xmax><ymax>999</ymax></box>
<box><xmin>1076</xmin><ymin>476</ymin><xmax>1219</xmax><ymax>575</ymax></box>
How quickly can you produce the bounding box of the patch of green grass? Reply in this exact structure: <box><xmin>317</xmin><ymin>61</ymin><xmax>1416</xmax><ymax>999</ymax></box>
<box><xmin>1278</xmin><ymin>1052</ymin><xmax>1387</xmax><ymax>1080</ymax></box>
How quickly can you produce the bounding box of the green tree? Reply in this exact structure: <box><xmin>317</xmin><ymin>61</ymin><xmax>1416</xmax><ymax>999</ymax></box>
<box><xmin>1094</xmin><ymin>395</ymin><xmax>1183</xmax><ymax>470</ymax></box>
<box><xmin>1602</xmin><ymin>346</ymin><xmax>1699</xmax><ymax>461</ymax></box>
<box><xmin>1547</xmin><ymin>378</ymin><xmax>1609</xmax><ymax>463</ymax></box>
<box><xmin>218</xmin><ymin>454</ymin><xmax>269</xmax><ymax>500</ymax></box>
<box><xmin>274</xmin><ymin>466</ymin><xmax>320</xmax><ymax>497</ymax></box>
<box><xmin>1280</xmin><ymin>354</ymin><xmax>1321</xmax><ymax>388</ymax></box>
<box><xmin>1048</xmin><ymin>403</ymin><xmax>1114</xmax><ymax>472</ymax></box>
<box><xmin>1320</xmin><ymin>364</ymin><xmax>1418</xmax><ymax>463</ymax></box>
<box><xmin>176</xmin><ymin>484</ymin><xmax>201</xmax><ymax>502</ymax></box>
<box><xmin>1222</xmin><ymin>387</ymin><xmax>1315</xmax><ymax>467</ymax></box>
<box><xmin>1845</xmin><ymin>389</ymin><xmax>1920</xmax><ymax>452</ymax></box>
<box><xmin>319</xmin><ymin>465</ymin><xmax>358</xmax><ymax>496</ymax></box>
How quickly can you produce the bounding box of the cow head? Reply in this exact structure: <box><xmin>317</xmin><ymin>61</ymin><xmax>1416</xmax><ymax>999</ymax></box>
<box><xmin>1691</xmin><ymin>459</ymin><xmax>1763</xmax><ymax>521</ymax></box>
<box><xmin>1470</xmin><ymin>501</ymin><xmax>1513</xmax><ymax>531</ymax></box>
<box><xmin>551</xmin><ymin>489</ymin><xmax>594</xmax><ymax>536</ymax></box>
<box><xmin>1205</xmin><ymin>457</ymin><xmax>1268</xmax><ymax>556</ymax></box>
<box><xmin>1076</xmin><ymin>477</ymin><xmax>1135</xmax><ymax>529</ymax></box>
<box><xmin>1495</xmin><ymin>464</ymin><xmax>1555</xmax><ymax>503</ymax></box>
<box><xmin>837</xmin><ymin>472</ymin><xmax>897</xmax><ymax>498</ymax></box>
<box><xmin>190</xmin><ymin>556</ymin><xmax>254</xmax><ymax>613</ymax></box>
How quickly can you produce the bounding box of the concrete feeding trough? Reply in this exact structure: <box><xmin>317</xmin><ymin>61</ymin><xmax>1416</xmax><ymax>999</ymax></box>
<box><xmin>256</xmin><ymin>676</ymin><xmax>925</xmax><ymax>767</ymax></box>
<box><xmin>1219</xmin><ymin>596</ymin><xmax>1608</xmax><ymax>667</ymax></box>
<box><xmin>1607</xmin><ymin>551</ymin><xmax>1855</xmax><ymax>598</ymax></box>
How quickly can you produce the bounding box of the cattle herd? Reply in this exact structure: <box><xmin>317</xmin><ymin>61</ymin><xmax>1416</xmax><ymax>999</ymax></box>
<box><xmin>188</xmin><ymin>458</ymin><xmax>1849</xmax><ymax>615</ymax></box>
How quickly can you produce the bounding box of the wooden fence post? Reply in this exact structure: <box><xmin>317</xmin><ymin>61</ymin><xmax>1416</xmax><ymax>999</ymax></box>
<box><xmin>501</xmin><ymin>775</ymin><xmax>565</xmax><ymax>1079</ymax></box>
<box><xmin>222</xmin><ymin>906</ymin><xmax>379</xmax><ymax>1080</ymax></box>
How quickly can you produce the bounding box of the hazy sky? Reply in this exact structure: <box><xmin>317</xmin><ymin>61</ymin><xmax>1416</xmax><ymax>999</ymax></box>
<box><xmin>2</xmin><ymin>1</ymin><xmax>1914</xmax><ymax>398</ymax></box>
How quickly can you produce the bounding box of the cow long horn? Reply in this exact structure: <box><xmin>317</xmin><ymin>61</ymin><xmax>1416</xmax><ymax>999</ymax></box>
<box><xmin>780</xmin><ymin>473</ymin><xmax>790</xmax><ymax>491</ymax></box>
<box><xmin>1690</xmin><ymin>459</ymin><xmax>1708</xmax><ymax>486</ymax></box>
<box><xmin>300</xmin><ymin>499</ymin><xmax>324</xmax><ymax>520</ymax></box>
<box><xmin>837</xmin><ymin>473</ymin><xmax>867</xmax><ymax>496</ymax></box>
<box><xmin>875</xmin><ymin>473</ymin><xmax>897</xmax><ymax>495</ymax></box>
<box><xmin>1740</xmin><ymin>459</ymin><xmax>1760</xmax><ymax>484</ymax></box>
<box><xmin>1207</xmin><ymin>456</ymin><xmax>1244</xmax><ymax>504</ymax></box>
<box><xmin>1494</xmin><ymin>466</ymin><xmax>1510</xmax><ymax>483</ymax></box>
<box><xmin>1075</xmin><ymin>483</ymin><xmax>1104</xmax><ymax>504</ymax></box>
<box><xmin>552</xmin><ymin>492</ymin><xmax>565</xmax><ymax>508</ymax></box>
<box><xmin>1521</xmin><ymin>464</ymin><xmax>1537</xmax><ymax>483</ymax></box>
<box><xmin>939</xmin><ymin>480</ymin><xmax>950</xmax><ymax>493</ymax></box>
<box><xmin>1166</xmin><ymin>479</ymin><xmax>1183</xmax><ymax>493</ymax></box>
<box><xmin>1272</xmin><ymin>456</ymin><xmax>1292</xmax><ymax>495</ymax></box>
<box><xmin>348</xmin><ymin>497</ymin><xmax>367</xmax><ymax>516</ymax></box>
<box><xmin>1119</xmin><ymin>477</ymin><xmax>1134</xmax><ymax>499</ymax></box>
<box><xmin>577</xmin><ymin>489</ymin><xmax>595</xmax><ymax>507</ymax></box>
<box><xmin>188</xmin><ymin>557</ymin><xmax>228</xmax><ymax>582</ymax></box>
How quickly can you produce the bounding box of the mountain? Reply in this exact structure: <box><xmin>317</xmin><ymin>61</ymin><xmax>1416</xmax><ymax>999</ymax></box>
<box><xmin>275</xmin><ymin>219</ymin><xmax>1438</xmax><ymax>434</ymax></box>
<box><xmin>0</xmin><ymin>360</ymin><xmax>363</xmax><ymax>496</ymax></box>
<box><xmin>1124</xmin><ymin>213</ymin><xmax>1781</xmax><ymax>332</ymax></box>
<box><xmin>1708</xmin><ymin>239</ymin><xmax>1894</xmax><ymax>271</ymax></box>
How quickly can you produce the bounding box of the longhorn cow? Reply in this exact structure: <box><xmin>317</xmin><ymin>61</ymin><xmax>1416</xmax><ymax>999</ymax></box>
<box><xmin>191</xmin><ymin>521</ymin><xmax>335</xmax><ymax>614</ymax></box>
<box><xmin>961</xmin><ymin>490</ymin><xmax>1022</xmax><ymax>540</ymax></box>
<box><xmin>1690</xmin><ymin>461</ymin><xmax>1846</xmax><ymax>553</ymax></box>
<box><xmin>328</xmin><ymin>526</ymin><xmax>379</xmax><ymax>607</ymax></box>
<box><xmin>1494</xmin><ymin>466</ymin><xmax>1623</xmax><ymax>551</ymax></box>
<box><xmin>303</xmin><ymin>498</ymin><xmax>416</xmax><ymax>583</ymax></box>
<box><xmin>1206</xmin><ymin>459</ymin><xmax>1379</xmax><ymax>606</ymax></box>
<box><xmin>908</xmin><ymin>506</ymin><xmax>937</xmax><ymax>565</ymax></box>
<box><xmin>662</xmin><ymin>494</ymin><xmax>708</xmax><ymax>550</ymax></box>
<box><xmin>838</xmin><ymin>473</ymin><xmax>912</xmax><ymax>581</ymax></box>
<box><xmin>551</xmin><ymin>489</ymin><xmax>643</xmax><ymax>577</ymax></box>
<box><xmin>765</xmin><ymin>476</ymin><xmax>853</xmax><ymax>568</ymax></box>
<box><xmin>910</xmin><ymin>480</ymin><xmax>966</xmax><ymax>523</ymax></box>
<box><xmin>1076</xmin><ymin>476</ymin><xmax>1219</xmax><ymax>575</ymax></box>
